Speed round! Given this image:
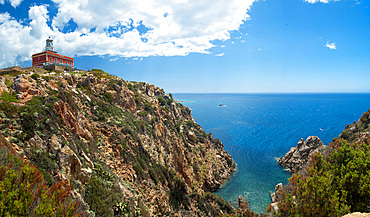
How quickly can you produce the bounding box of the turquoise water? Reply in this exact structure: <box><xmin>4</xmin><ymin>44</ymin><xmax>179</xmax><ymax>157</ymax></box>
<box><xmin>173</xmin><ymin>93</ymin><xmax>370</xmax><ymax>213</ymax></box>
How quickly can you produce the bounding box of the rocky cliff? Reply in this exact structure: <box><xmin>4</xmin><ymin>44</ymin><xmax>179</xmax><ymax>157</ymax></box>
<box><xmin>278</xmin><ymin>136</ymin><xmax>328</xmax><ymax>175</ymax></box>
<box><xmin>338</xmin><ymin>109</ymin><xmax>370</xmax><ymax>145</ymax></box>
<box><xmin>0</xmin><ymin>68</ymin><xmax>236</xmax><ymax>216</ymax></box>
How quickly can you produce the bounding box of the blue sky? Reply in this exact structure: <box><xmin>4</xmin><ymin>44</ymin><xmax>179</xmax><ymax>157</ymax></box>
<box><xmin>0</xmin><ymin>0</ymin><xmax>369</xmax><ymax>93</ymax></box>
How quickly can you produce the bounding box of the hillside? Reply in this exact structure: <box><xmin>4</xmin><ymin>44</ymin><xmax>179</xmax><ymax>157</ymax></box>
<box><xmin>0</xmin><ymin>68</ymin><xmax>237</xmax><ymax>216</ymax></box>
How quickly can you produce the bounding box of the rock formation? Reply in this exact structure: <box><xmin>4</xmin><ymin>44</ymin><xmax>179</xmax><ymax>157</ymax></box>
<box><xmin>278</xmin><ymin>136</ymin><xmax>327</xmax><ymax>174</ymax></box>
<box><xmin>0</xmin><ymin>68</ymin><xmax>236</xmax><ymax>216</ymax></box>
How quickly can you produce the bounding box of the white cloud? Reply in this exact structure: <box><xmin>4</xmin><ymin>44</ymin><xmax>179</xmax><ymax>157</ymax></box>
<box><xmin>0</xmin><ymin>0</ymin><xmax>4</xmax><ymax>4</ymax></box>
<box><xmin>0</xmin><ymin>0</ymin><xmax>257</xmax><ymax>67</ymax></box>
<box><xmin>110</xmin><ymin>57</ymin><xmax>119</xmax><ymax>62</ymax></box>
<box><xmin>258</xmin><ymin>48</ymin><xmax>262</xmax><ymax>51</ymax></box>
<box><xmin>325</xmin><ymin>42</ymin><xmax>336</xmax><ymax>50</ymax></box>
<box><xmin>215</xmin><ymin>53</ymin><xmax>224</xmax><ymax>57</ymax></box>
<box><xmin>9</xmin><ymin>0</ymin><xmax>23</xmax><ymax>8</ymax></box>
<box><xmin>220</xmin><ymin>45</ymin><xmax>225</xmax><ymax>48</ymax></box>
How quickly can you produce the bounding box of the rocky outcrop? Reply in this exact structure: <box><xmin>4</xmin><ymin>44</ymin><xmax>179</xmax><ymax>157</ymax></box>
<box><xmin>0</xmin><ymin>68</ymin><xmax>236</xmax><ymax>216</ymax></box>
<box><xmin>53</xmin><ymin>101</ymin><xmax>92</xmax><ymax>141</ymax></box>
<box><xmin>12</xmin><ymin>74</ymin><xmax>39</xmax><ymax>100</ymax></box>
<box><xmin>278</xmin><ymin>136</ymin><xmax>327</xmax><ymax>174</ymax></box>
<box><xmin>270</xmin><ymin>183</ymin><xmax>284</xmax><ymax>203</ymax></box>
<box><xmin>0</xmin><ymin>77</ymin><xmax>8</xmax><ymax>96</ymax></box>
<box><xmin>270</xmin><ymin>136</ymin><xmax>328</xmax><ymax>214</ymax></box>
<box><xmin>237</xmin><ymin>196</ymin><xmax>250</xmax><ymax>213</ymax></box>
<box><xmin>339</xmin><ymin>109</ymin><xmax>370</xmax><ymax>143</ymax></box>
<box><xmin>357</xmin><ymin>132</ymin><xmax>370</xmax><ymax>145</ymax></box>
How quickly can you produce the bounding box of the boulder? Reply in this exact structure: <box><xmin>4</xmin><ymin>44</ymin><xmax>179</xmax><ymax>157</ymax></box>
<box><xmin>59</xmin><ymin>145</ymin><xmax>91</xmax><ymax>183</ymax></box>
<box><xmin>48</xmin><ymin>134</ymin><xmax>62</xmax><ymax>154</ymax></box>
<box><xmin>271</xmin><ymin>183</ymin><xmax>284</xmax><ymax>203</ymax></box>
<box><xmin>187</xmin><ymin>131</ymin><xmax>197</xmax><ymax>144</ymax></box>
<box><xmin>13</xmin><ymin>74</ymin><xmax>31</xmax><ymax>93</ymax></box>
<box><xmin>59</xmin><ymin>145</ymin><xmax>82</xmax><ymax>178</ymax></box>
<box><xmin>25</xmin><ymin>133</ymin><xmax>47</xmax><ymax>152</ymax></box>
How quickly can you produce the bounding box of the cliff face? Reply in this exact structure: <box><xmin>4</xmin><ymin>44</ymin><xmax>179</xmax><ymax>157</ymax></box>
<box><xmin>0</xmin><ymin>68</ymin><xmax>236</xmax><ymax>216</ymax></box>
<box><xmin>278</xmin><ymin>136</ymin><xmax>328</xmax><ymax>175</ymax></box>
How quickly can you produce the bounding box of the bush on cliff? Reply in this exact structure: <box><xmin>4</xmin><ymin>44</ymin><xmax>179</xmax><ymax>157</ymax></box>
<box><xmin>0</xmin><ymin>135</ymin><xmax>79</xmax><ymax>216</ymax></box>
<box><xmin>273</xmin><ymin>139</ymin><xmax>370</xmax><ymax>216</ymax></box>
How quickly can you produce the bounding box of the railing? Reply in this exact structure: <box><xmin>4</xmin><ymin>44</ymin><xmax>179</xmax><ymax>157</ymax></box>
<box><xmin>43</xmin><ymin>61</ymin><xmax>73</xmax><ymax>68</ymax></box>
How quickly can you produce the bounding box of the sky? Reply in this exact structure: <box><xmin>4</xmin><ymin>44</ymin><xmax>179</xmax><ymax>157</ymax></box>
<box><xmin>0</xmin><ymin>0</ymin><xmax>369</xmax><ymax>93</ymax></box>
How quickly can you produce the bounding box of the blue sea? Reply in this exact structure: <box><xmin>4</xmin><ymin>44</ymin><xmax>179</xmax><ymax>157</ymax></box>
<box><xmin>173</xmin><ymin>93</ymin><xmax>370</xmax><ymax>213</ymax></box>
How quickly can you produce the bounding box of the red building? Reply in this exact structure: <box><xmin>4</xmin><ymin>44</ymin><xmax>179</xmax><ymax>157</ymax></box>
<box><xmin>32</xmin><ymin>38</ymin><xmax>74</xmax><ymax>68</ymax></box>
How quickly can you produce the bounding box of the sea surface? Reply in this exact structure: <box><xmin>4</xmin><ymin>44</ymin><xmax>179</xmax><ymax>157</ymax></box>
<box><xmin>172</xmin><ymin>93</ymin><xmax>370</xmax><ymax>213</ymax></box>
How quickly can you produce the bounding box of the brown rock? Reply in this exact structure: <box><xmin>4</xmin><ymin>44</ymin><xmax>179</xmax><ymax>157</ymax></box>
<box><xmin>53</xmin><ymin>101</ymin><xmax>92</xmax><ymax>141</ymax></box>
<box><xmin>25</xmin><ymin>133</ymin><xmax>47</xmax><ymax>152</ymax></box>
<box><xmin>48</xmin><ymin>134</ymin><xmax>62</xmax><ymax>154</ymax></box>
<box><xmin>54</xmin><ymin>101</ymin><xmax>79</xmax><ymax>132</ymax></box>
<box><xmin>59</xmin><ymin>144</ymin><xmax>91</xmax><ymax>183</ymax></box>
<box><xmin>357</xmin><ymin>132</ymin><xmax>370</xmax><ymax>145</ymax></box>
<box><xmin>187</xmin><ymin>131</ymin><xmax>197</xmax><ymax>144</ymax></box>
<box><xmin>271</xmin><ymin>183</ymin><xmax>284</xmax><ymax>203</ymax></box>
<box><xmin>237</xmin><ymin>195</ymin><xmax>250</xmax><ymax>213</ymax></box>
<box><xmin>13</xmin><ymin>74</ymin><xmax>30</xmax><ymax>93</ymax></box>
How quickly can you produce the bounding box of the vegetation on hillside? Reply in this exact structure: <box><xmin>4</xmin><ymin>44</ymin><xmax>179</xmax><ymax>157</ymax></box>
<box><xmin>0</xmin><ymin>134</ymin><xmax>80</xmax><ymax>216</ymax></box>
<box><xmin>269</xmin><ymin>139</ymin><xmax>370</xmax><ymax>216</ymax></box>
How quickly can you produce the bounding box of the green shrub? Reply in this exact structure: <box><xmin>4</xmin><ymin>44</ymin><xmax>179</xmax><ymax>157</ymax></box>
<box><xmin>4</xmin><ymin>79</ymin><xmax>12</xmax><ymax>89</ymax></box>
<box><xmin>30</xmin><ymin>73</ymin><xmax>40</xmax><ymax>81</ymax></box>
<box><xmin>276</xmin><ymin>139</ymin><xmax>370</xmax><ymax>216</ymax></box>
<box><xmin>1</xmin><ymin>91</ymin><xmax>18</xmax><ymax>103</ymax></box>
<box><xmin>0</xmin><ymin>138</ymin><xmax>79</xmax><ymax>216</ymax></box>
<box><xmin>103</xmin><ymin>92</ymin><xmax>114</xmax><ymax>104</ymax></box>
<box><xmin>84</xmin><ymin>163</ymin><xmax>122</xmax><ymax>217</ymax></box>
<box><xmin>143</xmin><ymin>102</ymin><xmax>153</xmax><ymax>112</ymax></box>
<box><xmin>0</xmin><ymin>102</ymin><xmax>19</xmax><ymax>117</ymax></box>
<box><xmin>29</xmin><ymin>150</ymin><xmax>57</xmax><ymax>186</ymax></box>
<box><xmin>158</xmin><ymin>97</ymin><xmax>166</xmax><ymax>106</ymax></box>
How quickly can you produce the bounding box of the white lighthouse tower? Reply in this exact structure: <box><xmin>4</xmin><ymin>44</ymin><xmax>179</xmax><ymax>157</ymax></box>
<box><xmin>45</xmin><ymin>37</ymin><xmax>54</xmax><ymax>51</ymax></box>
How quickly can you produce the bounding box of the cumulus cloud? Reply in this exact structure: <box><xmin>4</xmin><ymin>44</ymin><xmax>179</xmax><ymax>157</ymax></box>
<box><xmin>0</xmin><ymin>0</ymin><xmax>256</xmax><ymax>67</ymax></box>
<box><xmin>9</xmin><ymin>0</ymin><xmax>23</xmax><ymax>7</ymax></box>
<box><xmin>215</xmin><ymin>53</ymin><xmax>224</xmax><ymax>57</ymax></box>
<box><xmin>0</xmin><ymin>0</ymin><xmax>24</xmax><ymax>7</ymax></box>
<box><xmin>325</xmin><ymin>42</ymin><xmax>336</xmax><ymax>50</ymax></box>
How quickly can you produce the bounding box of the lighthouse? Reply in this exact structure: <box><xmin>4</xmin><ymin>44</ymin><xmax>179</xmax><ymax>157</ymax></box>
<box><xmin>31</xmin><ymin>38</ymin><xmax>74</xmax><ymax>70</ymax></box>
